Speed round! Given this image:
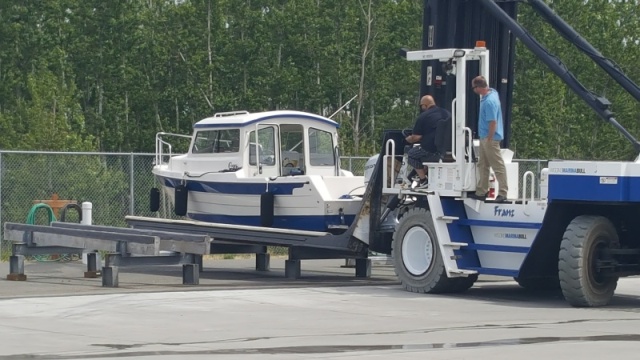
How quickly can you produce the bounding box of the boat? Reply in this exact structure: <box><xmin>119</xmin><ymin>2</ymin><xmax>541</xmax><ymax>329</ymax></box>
<box><xmin>152</xmin><ymin>110</ymin><xmax>366</xmax><ymax>232</ymax></box>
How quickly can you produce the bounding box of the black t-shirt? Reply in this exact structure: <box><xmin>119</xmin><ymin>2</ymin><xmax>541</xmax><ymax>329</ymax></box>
<box><xmin>412</xmin><ymin>106</ymin><xmax>451</xmax><ymax>153</ymax></box>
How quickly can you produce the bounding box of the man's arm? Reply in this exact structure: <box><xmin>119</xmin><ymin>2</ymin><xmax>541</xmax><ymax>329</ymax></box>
<box><xmin>485</xmin><ymin>102</ymin><xmax>498</xmax><ymax>140</ymax></box>
<box><xmin>487</xmin><ymin>120</ymin><xmax>496</xmax><ymax>140</ymax></box>
<box><xmin>407</xmin><ymin>116</ymin><xmax>424</xmax><ymax>143</ymax></box>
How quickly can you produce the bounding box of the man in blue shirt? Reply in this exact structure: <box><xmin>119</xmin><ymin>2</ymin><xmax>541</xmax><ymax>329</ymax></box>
<box><xmin>468</xmin><ymin>76</ymin><xmax>508</xmax><ymax>203</ymax></box>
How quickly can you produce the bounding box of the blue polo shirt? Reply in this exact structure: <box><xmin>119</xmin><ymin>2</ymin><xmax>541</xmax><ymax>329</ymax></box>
<box><xmin>478</xmin><ymin>88</ymin><xmax>504</xmax><ymax>141</ymax></box>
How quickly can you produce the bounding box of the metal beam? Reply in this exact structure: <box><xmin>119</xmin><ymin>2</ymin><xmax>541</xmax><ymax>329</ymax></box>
<box><xmin>51</xmin><ymin>222</ymin><xmax>210</xmax><ymax>243</ymax></box>
<box><xmin>12</xmin><ymin>244</ymin><xmax>84</xmax><ymax>256</ymax></box>
<box><xmin>4</xmin><ymin>223</ymin><xmax>160</xmax><ymax>256</ymax></box>
<box><xmin>104</xmin><ymin>253</ymin><xmax>197</xmax><ymax>267</ymax></box>
<box><xmin>125</xmin><ymin>216</ymin><xmax>366</xmax><ymax>254</ymax></box>
<box><xmin>50</xmin><ymin>222</ymin><xmax>211</xmax><ymax>255</ymax></box>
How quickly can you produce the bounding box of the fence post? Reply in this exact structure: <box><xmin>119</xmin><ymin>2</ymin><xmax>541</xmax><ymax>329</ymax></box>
<box><xmin>0</xmin><ymin>152</ymin><xmax>3</xmax><ymax>257</ymax></box>
<box><xmin>349</xmin><ymin>157</ymin><xmax>353</xmax><ymax>173</ymax></box>
<box><xmin>130</xmin><ymin>153</ymin><xmax>135</xmax><ymax>215</ymax></box>
<box><xmin>537</xmin><ymin>159</ymin><xmax>542</xmax><ymax>198</ymax></box>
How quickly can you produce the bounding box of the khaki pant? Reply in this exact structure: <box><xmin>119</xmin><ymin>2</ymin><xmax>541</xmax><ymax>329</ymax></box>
<box><xmin>476</xmin><ymin>139</ymin><xmax>508</xmax><ymax>197</ymax></box>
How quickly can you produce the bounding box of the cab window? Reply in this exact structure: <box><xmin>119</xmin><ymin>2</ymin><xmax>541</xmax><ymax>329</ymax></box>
<box><xmin>280</xmin><ymin>124</ymin><xmax>304</xmax><ymax>172</ymax></box>
<box><xmin>192</xmin><ymin>129</ymin><xmax>240</xmax><ymax>154</ymax></box>
<box><xmin>309</xmin><ymin>128</ymin><xmax>335</xmax><ymax>166</ymax></box>
<box><xmin>249</xmin><ymin>127</ymin><xmax>276</xmax><ymax>166</ymax></box>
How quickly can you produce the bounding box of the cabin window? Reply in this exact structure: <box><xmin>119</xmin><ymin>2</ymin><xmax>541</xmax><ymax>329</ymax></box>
<box><xmin>280</xmin><ymin>124</ymin><xmax>304</xmax><ymax>172</ymax></box>
<box><xmin>192</xmin><ymin>129</ymin><xmax>240</xmax><ymax>154</ymax></box>
<box><xmin>249</xmin><ymin>127</ymin><xmax>276</xmax><ymax>166</ymax></box>
<box><xmin>309</xmin><ymin>128</ymin><xmax>335</xmax><ymax>166</ymax></box>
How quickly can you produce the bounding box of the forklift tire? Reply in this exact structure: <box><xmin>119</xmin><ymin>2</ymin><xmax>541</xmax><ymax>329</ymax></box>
<box><xmin>514</xmin><ymin>276</ymin><xmax>560</xmax><ymax>291</ymax></box>
<box><xmin>558</xmin><ymin>215</ymin><xmax>619</xmax><ymax>307</ymax></box>
<box><xmin>392</xmin><ymin>207</ymin><xmax>473</xmax><ymax>294</ymax></box>
<box><xmin>451</xmin><ymin>274</ymin><xmax>479</xmax><ymax>292</ymax></box>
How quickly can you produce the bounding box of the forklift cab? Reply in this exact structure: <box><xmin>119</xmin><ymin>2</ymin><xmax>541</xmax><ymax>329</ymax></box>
<box><xmin>386</xmin><ymin>43</ymin><xmax>519</xmax><ymax>199</ymax></box>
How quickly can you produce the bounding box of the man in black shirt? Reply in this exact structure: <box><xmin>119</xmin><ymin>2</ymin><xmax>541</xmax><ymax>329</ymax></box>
<box><xmin>405</xmin><ymin>95</ymin><xmax>451</xmax><ymax>189</ymax></box>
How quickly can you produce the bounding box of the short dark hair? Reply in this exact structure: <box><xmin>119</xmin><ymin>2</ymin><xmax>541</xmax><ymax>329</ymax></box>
<box><xmin>472</xmin><ymin>76</ymin><xmax>488</xmax><ymax>89</ymax></box>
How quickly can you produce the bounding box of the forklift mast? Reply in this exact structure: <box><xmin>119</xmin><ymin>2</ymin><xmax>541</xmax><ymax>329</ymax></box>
<box><xmin>421</xmin><ymin>0</ymin><xmax>640</xmax><ymax>151</ymax></box>
<box><xmin>421</xmin><ymin>0</ymin><xmax>519</xmax><ymax>148</ymax></box>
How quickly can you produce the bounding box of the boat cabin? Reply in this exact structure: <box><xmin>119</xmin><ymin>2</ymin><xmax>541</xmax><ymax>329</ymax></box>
<box><xmin>184</xmin><ymin>110</ymin><xmax>343</xmax><ymax>177</ymax></box>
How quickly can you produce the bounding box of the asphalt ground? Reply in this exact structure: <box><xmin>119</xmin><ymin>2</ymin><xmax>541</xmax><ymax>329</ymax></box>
<box><xmin>2</xmin><ymin>258</ymin><xmax>640</xmax><ymax>359</ymax></box>
<box><xmin>0</xmin><ymin>257</ymin><xmax>399</xmax><ymax>299</ymax></box>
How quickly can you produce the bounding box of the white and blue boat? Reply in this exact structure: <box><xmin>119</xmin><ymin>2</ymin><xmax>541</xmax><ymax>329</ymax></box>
<box><xmin>152</xmin><ymin>110</ymin><xmax>366</xmax><ymax>232</ymax></box>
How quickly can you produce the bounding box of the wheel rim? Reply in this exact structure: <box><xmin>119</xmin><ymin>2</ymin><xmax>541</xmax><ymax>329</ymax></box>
<box><xmin>587</xmin><ymin>236</ymin><xmax>613</xmax><ymax>292</ymax></box>
<box><xmin>401</xmin><ymin>226</ymin><xmax>435</xmax><ymax>276</ymax></box>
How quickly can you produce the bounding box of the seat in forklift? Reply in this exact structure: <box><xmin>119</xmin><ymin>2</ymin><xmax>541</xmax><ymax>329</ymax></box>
<box><xmin>435</xmin><ymin>116</ymin><xmax>454</xmax><ymax>162</ymax></box>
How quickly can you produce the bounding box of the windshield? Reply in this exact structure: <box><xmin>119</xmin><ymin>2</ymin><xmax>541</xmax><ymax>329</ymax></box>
<box><xmin>192</xmin><ymin>129</ymin><xmax>240</xmax><ymax>154</ymax></box>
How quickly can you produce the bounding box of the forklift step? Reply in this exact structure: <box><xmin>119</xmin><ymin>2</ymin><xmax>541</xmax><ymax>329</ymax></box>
<box><xmin>443</xmin><ymin>242</ymin><xmax>468</xmax><ymax>248</ymax></box>
<box><xmin>449</xmin><ymin>269</ymin><xmax>478</xmax><ymax>275</ymax></box>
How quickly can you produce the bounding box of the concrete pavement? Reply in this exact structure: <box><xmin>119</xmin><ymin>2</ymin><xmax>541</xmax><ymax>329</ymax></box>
<box><xmin>2</xmin><ymin>258</ymin><xmax>640</xmax><ymax>359</ymax></box>
<box><xmin>0</xmin><ymin>258</ymin><xmax>399</xmax><ymax>299</ymax></box>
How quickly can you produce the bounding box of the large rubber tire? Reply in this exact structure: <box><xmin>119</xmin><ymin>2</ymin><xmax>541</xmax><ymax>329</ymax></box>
<box><xmin>558</xmin><ymin>215</ymin><xmax>619</xmax><ymax>307</ymax></box>
<box><xmin>514</xmin><ymin>276</ymin><xmax>560</xmax><ymax>291</ymax></box>
<box><xmin>392</xmin><ymin>207</ymin><xmax>475</xmax><ymax>293</ymax></box>
<box><xmin>451</xmin><ymin>274</ymin><xmax>479</xmax><ymax>292</ymax></box>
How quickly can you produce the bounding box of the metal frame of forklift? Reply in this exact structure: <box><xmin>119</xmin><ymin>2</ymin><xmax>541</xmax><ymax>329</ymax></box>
<box><xmin>370</xmin><ymin>0</ymin><xmax>640</xmax><ymax>308</ymax></box>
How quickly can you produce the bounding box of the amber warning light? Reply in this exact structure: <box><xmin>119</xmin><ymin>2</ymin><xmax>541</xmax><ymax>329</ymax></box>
<box><xmin>475</xmin><ymin>40</ymin><xmax>487</xmax><ymax>48</ymax></box>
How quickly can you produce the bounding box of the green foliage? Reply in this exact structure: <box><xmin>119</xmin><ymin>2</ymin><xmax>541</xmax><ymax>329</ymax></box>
<box><xmin>15</xmin><ymin>69</ymin><xmax>95</xmax><ymax>151</ymax></box>
<box><xmin>511</xmin><ymin>0</ymin><xmax>640</xmax><ymax>160</ymax></box>
<box><xmin>0</xmin><ymin>0</ymin><xmax>637</xmax><ymax>160</ymax></box>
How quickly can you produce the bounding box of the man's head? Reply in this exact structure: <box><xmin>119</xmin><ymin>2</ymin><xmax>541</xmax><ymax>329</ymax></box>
<box><xmin>472</xmin><ymin>76</ymin><xmax>489</xmax><ymax>95</ymax></box>
<box><xmin>419</xmin><ymin>95</ymin><xmax>436</xmax><ymax>111</ymax></box>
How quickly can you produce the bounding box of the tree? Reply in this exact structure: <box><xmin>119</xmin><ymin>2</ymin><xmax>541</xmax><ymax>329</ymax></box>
<box><xmin>12</xmin><ymin>68</ymin><xmax>94</xmax><ymax>151</ymax></box>
<box><xmin>0</xmin><ymin>0</ymin><xmax>638</xmax><ymax>159</ymax></box>
<box><xmin>511</xmin><ymin>0</ymin><xmax>640</xmax><ymax>160</ymax></box>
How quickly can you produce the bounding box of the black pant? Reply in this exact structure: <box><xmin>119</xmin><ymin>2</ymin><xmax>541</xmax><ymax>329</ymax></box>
<box><xmin>407</xmin><ymin>146</ymin><xmax>441</xmax><ymax>168</ymax></box>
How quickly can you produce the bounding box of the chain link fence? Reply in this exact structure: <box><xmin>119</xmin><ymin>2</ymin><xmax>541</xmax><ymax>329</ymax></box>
<box><xmin>0</xmin><ymin>151</ymin><xmax>546</xmax><ymax>260</ymax></box>
<box><xmin>514</xmin><ymin>159</ymin><xmax>549</xmax><ymax>199</ymax></box>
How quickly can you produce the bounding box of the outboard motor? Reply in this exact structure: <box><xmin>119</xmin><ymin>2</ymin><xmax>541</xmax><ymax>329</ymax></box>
<box><xmin>364</xmin><ymin>155</ymin><xmax>379</xmax><ymax>185</ymax></box>
<box><xmin>364</xmin><ymin>140</ymin><xmax>411</xmax><ymax>187</ymax></box>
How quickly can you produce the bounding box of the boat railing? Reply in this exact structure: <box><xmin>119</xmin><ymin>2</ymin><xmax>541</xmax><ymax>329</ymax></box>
<box><xmin>522</xmin><ymin>171</ymin><xmax>536</xmax><ymax>202</ymax></box>
<box><xmin>155</xmin><ymin>132</ymin><xmax>192</xmax><ymax>166</ymax></box>
<box><xmin>213</xmin><ymin>110</ymin><xmax>249</xmax><ymax>117</ymax></box>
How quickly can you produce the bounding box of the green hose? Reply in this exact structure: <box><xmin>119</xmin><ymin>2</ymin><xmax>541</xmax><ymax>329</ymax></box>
<box><xmin>26</xmin><ymin>203</ymin><xmax>57</xmax><ymax>225</ymax></box>
<box><xmin>26</xmin><ymin>203</ymin><xmax>77</xmax><ymax>262</ymax></box>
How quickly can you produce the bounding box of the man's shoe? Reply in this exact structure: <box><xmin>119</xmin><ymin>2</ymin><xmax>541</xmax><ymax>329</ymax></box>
<box><xmin>493</xmin><ymin>195</ymin><xmax>507</xmax><ymax>203</ymax></box>
<box><xmin>416</xmin><ymin>179</ymin><xmax>429</xmax><ymax>189</ymax></box>
<box><xmin>467</xmin><ymin>192</ymin><xmax>486</xmax><ymax>201</ymax></box>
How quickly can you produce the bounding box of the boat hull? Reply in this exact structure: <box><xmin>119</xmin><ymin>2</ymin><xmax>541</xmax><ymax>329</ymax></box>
<box><xmin>155</xmin><ymin>174</ymin><xmax>363</xmax><ymax>232</ymax></box>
